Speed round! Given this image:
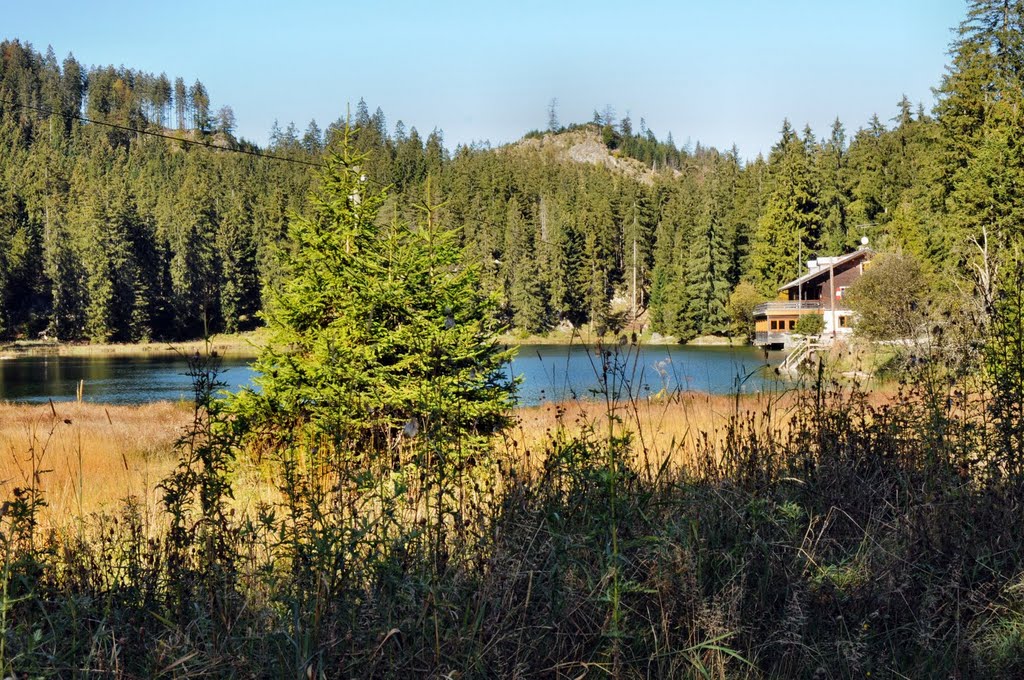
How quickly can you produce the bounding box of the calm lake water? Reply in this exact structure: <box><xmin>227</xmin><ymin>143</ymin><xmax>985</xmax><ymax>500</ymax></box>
<box><xmin>0</xmin><ymin>344</ymin><xmax>788</xmax><ymax>406</ymax></box>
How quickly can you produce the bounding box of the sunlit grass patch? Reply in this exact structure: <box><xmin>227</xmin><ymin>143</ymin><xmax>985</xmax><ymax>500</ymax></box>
<box><xmin>0</xmin><ymin>401</ymin><xmax>188</xmax><ymax>526</ymax></box>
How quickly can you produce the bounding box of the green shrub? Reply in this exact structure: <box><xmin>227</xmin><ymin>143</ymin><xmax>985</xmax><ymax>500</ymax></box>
<box><xmin>728</xmin><ymin>281</ymin><xmax>767</xmax><ymax>339</ymax></box>
<box><xmin>794</xmin><ymin>312</ymin><xmax>825</xmax><ymax>336</ymax></box>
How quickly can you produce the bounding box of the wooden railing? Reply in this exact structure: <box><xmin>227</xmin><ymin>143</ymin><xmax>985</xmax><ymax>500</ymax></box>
<box><xmin>753</xmin><ymin>300</ymin><xmax>823</xmax><ymax>315</ymax></box>
<box><xmin>777</xmin><ymin>335</ymin><xmax>822</xmax><ymax>375</ymax></box>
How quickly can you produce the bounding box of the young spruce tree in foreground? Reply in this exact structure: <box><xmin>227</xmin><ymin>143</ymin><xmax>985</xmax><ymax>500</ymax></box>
<box><xmin>235</xmin><ymin>139</ymin><xmax>516</xmax><ymax>455</ymax></box>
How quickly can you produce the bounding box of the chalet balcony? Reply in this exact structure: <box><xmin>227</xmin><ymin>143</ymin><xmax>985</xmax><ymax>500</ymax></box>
<box><xmin>753</xmin><ymin>300</ymin><xmax>823</xmax><ymax>316</ymax></box>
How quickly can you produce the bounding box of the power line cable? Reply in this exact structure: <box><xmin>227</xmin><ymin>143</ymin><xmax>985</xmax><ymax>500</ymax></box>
<box><xmin>7</xmin><ymin>101</ymin><xmax>327</xmax><ymax>168</ymax></box>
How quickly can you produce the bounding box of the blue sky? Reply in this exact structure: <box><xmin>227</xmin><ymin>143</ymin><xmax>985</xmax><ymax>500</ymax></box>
<box><xmin>4</xmin><ymin>0</ymin><xmax>966</xmax><ymax>160</ymax></box>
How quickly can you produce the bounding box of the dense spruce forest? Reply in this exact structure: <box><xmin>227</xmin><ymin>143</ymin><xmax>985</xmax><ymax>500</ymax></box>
<box><xmin>0</xmin><ymin>0</ymin><xmax>1020</xmax><ymax>344</ymax></box>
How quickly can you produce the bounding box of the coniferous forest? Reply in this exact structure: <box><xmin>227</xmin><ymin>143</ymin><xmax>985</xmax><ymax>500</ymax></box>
<box><xmin>1</xmin><ymin>0</ymin><xmax>1020</xmax><ymax>343</ymax></box>
<box><xmin>6</xmin><ymin>2</ymin><xmax>1024</xmax><ymax>678</ymax></box>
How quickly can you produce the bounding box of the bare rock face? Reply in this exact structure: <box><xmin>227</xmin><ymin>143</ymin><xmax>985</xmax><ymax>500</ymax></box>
<box><xmin>508</xmin><ymin>128</ymin><xmax>667</xmax><ymax>185</ymax></box>
<box><xmin>566</xmin><ymin>137</ymin><xmax>612</xmax><ymax>166</ymax></box>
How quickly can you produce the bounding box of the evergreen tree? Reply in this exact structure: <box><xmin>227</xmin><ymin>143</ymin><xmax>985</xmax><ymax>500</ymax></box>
<box><xmin>549</xmin><ymin>218</ymin><xmax>586</xmax><ymax>327</ymax></box>
<box><xmin>237</xmin><ymin>140</ymin><xmax>515</xmax><ymax>452</ymax></box>
<box><xmin>547</xmin><ymin>97</ymin><xmax>559</xmax><ymax>132</ymax></box>
<box><xmin>174</xmin><ymin>77</ymin><xmax>187</xmax><ymax>131</ymax></box>
<box><xmin>576</xmin><ymin>173</ymin><xmax>616</xmax><ymax>331</ymax></box>
<box><xmin>302</xmin><ymin>119</ymin><xmax>323</xmax><ymax>155</ymax></box>
<box><xmin>45</xmin><ymin>222</ymin><xmax>85</xmax><ymax>340</ymax></box>
<box><xmin>215</xmin><ymin>105</ymin><xmax>236</xmax><ymax>135</ymax></box>
<box><xmin>816</xmin><ymin>118</ymin><xmax>851</xmax><ymax>253</ymax></box>
<box><xmin>394</xmin><ymin>126</ymin><xmax>425</xmax><ymax>189</ymax></box>
<box><xmin>152</xmin><ymin>72</ymin><xmax>171</xmax><ymax>127</ymax></box>
<box><xmin>189</xmin><ymin>80</ymin><xmax>210</xmax><ymax>131</ymax></box>
<box><xmin>845</xmin><ymin>114</ymin><xmax>889</xmax><ymax>229</ymax></box>
<box><xmin>170</xmin><ymin>154</ymin><xmax>221</xmax><ymax>336</ymax></box>
<box><xmin>72</xmin><ymin>177</ymin><xmax>144</xmax><ymax>342</ymax></box>
<box><xmin>504</xmin><ymin>197</ymin><xmax>548</xmax><ymax>332</ymax></box>
<box><xmin>648</xmin><ymin>179</ymin><xmax>698</xmax><ymax>336</ymax></box>
<box><xmin>217</xmin><ymin>194</ymin><xmax>258</xmax><ymax>333</ymax></box>
<box><xmin>937</xmin><ymin>0</ymin><xmax>1024</xmax><ymax>265</ymax></box>
<box><xmin>732</xmin><ymin>154</ymin><xmax>766</xmax><ymax>282</ymax></box>
<box><xmin>681</xmin><ymin>161</ymin><xmax>733</xmax><ymax>337</ymax></box>
<box><xmin>60</xmin><ymin>53</ymin><xmax>84</xmax><ymax>123</ymax></box>
<box><xmin>750</xmin><ymin>120</ymin><xmax>820</xmax><ymax>293</ymax></box>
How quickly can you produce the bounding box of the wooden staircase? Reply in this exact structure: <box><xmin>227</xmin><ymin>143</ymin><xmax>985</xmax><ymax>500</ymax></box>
<box><xmin>777</xmin><ymin>335</ymin><xmax>821</xmax><ymax>376</ymax></box>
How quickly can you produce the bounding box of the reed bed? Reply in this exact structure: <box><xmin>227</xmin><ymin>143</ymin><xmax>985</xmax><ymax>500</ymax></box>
<box><xmin>0</xmin><ymin>391</ymin><xmax>792</xmax><ymax>525</ymax></box>
<box><xmin>512</xmin><ymin>391</ymin><xmax>789</xmax><ymax>469</ymax></box>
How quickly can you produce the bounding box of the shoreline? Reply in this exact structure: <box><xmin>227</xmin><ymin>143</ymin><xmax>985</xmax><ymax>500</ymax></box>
<box><xmin>0</xmin><ymin>331</ymin><xmax>267</xmax><ymax>359</ymax></box>
<box><xmin>2</xmin><ymin>328</ymin><xmax>753</xmax><ymax>357</ymax></box>
<box><xmin>498</xmin><ymin>330</ymin><xmax>749</xmax><ymax>347</ymax></box>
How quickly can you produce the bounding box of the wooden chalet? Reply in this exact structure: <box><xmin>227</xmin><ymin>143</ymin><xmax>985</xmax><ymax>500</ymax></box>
<box><xmin>754</xmin><ymin>247</ymin><xmax>873</xmax><ymax>349</ymax></box>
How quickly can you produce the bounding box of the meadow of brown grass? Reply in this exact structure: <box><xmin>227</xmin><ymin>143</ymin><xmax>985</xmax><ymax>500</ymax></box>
<box><xmin>511</xmin><ymin>390</ymin><xmax>794</xmax><ymax>467</ymax></box>
<box><xmin>0</xmin><ymin>400</ymin><xmax>190</xmax><ymax>526</ymax></box>
<box><xmin>0</xmin><ymin>392</ymin><xmax>791</xmax><ymax>527</ymax></box>
<box><xmin>0</xmin><ymin>382</ymin><xmax>899</xmax><ymax>530</ymax></box>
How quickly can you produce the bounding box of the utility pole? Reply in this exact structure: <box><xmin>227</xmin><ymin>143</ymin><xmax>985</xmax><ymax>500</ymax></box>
<box><xmin>632</xmin><ymin>236</ymin><xmax>638</xmax><ymax>321</ymax></box>
<box><xmin>829</xmin><ymin>259</ymin><xmax>836</xmax><ymax>341</ymax></box>
<box><xmin>631</xmin><ymin>206</ymin><xmax>639</xmax><ymax>321</ymax></box>
<box><xmin>798</xmin><ymin>240</ymin><xmax>803</xmax><ymax>303</ymax></box>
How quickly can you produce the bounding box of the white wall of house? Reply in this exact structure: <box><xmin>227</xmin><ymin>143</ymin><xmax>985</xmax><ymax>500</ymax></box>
<box><xmin>823</xmin><ymin>308</ymin><xmax>854</xmax><ymax>338</ymax></box>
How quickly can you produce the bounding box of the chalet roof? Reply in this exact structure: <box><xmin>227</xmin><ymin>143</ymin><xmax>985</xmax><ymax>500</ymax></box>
<box><xmin>778</xmin><ymin>248</ymin><xmax>872</xmax><ymax>292</ymax></box>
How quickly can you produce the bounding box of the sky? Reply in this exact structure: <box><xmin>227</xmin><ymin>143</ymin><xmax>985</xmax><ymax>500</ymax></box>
<box><xmin>3</xmin><ymin>0</ymin><xmax>968</xmax><ymax>161</ymax></box>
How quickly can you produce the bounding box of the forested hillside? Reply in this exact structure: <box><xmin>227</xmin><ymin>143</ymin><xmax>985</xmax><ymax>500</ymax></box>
<box><xmin>0</xmin><ymin>0</ymin><xmax>1020</xmax><ymax>342</ymax></box>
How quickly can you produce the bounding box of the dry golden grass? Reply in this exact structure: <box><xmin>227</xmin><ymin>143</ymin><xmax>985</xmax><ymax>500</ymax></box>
<box><xmin>510</xmin><ymin>383</ymin><xmax>902</xmax><ymax>469</ymax></box>
<box><xmin>507</xmin><ymin>390</ymin><xmax>798</xmax><ymax>469</ymax></box>
<box><xmin>0</xmin><ymin>400</ymin><xmax>190</xmax><ymax>526</ymax></box>
<box><xmin>1</xmin><ymin>385</ymin><xmax>895</xmax><ymax>529</ymax></box>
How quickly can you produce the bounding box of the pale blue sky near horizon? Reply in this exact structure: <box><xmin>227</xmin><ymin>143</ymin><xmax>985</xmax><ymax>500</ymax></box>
<box><xmin>3</xmin><ymin>0</ymin><xmax>967</xmax><ymax>161</ymax></box>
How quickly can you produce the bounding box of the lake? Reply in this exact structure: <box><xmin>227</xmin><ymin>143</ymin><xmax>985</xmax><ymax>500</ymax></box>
<box><xmin>0</xmin><ymin>344</ymin><xmax>789</xmax><ymax>406</ymax></box>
